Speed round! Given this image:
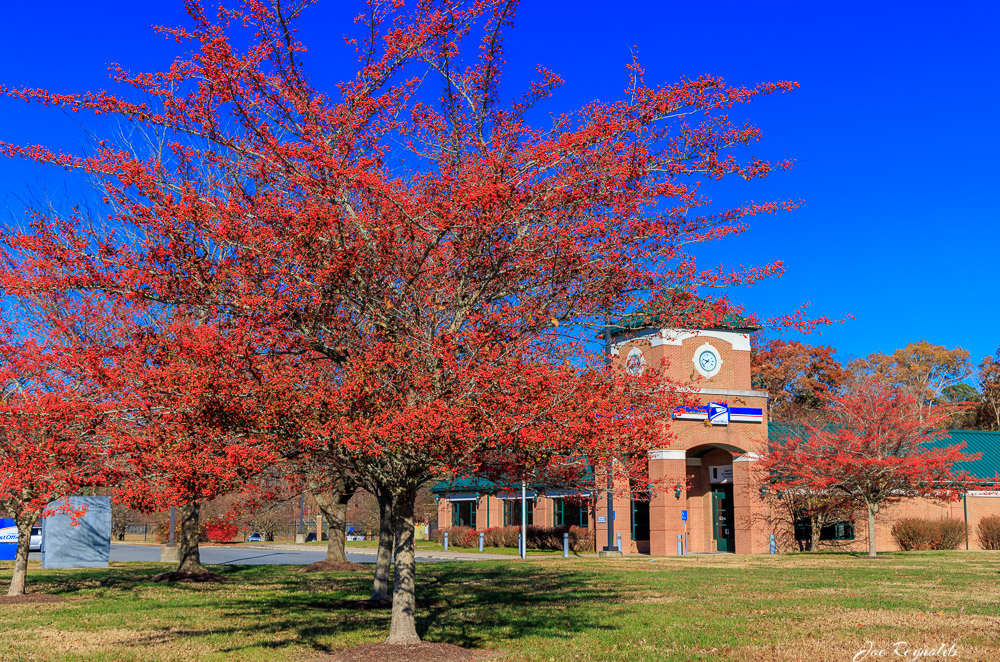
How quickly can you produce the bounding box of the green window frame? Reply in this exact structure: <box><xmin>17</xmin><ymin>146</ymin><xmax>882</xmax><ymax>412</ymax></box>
<box><xmin>503</xmin><ymin>499</ymin><xmax>533</xmax><ymax>526</ymax></box>
<box><xmin>794</xmin><ymin>517</ymin><xmax>855</xmax><ymax>541</ymax></box>
<box><xmin>451</xmin><ymin>501</ymin><xmax>476</xmax><ymax>528</ymax></box>
<box><xmin>553</xmin><ymin>498</ymin><xmax>589</xmax><ymax>527</ymax></box>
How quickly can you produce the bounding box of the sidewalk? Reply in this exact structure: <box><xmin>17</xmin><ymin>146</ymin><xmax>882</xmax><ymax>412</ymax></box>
<box><xmin>285</xmin><ymin>543</ymin><xmax>527</xmax><ymax>561</ymax></box>
<box><xmin>111</xmin><ymin>540</ymin><xmax>587</xmax><ymax>561</ymax></box>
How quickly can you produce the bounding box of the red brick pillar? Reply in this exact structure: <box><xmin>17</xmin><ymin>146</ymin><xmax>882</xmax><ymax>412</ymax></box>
<box><xmin>437</xmin><ymin>498</ymin><xmax>452</xmax><ymax>529</ymax></box>
<box><xmin>733</xmin><ymin>452</ymin><xmax>766</xmax><ymax>554</ymax></box>
<box><xmin>649</xmin><ymin>449</ymin><xmax>687</xmax><ymax>556</ymax></box>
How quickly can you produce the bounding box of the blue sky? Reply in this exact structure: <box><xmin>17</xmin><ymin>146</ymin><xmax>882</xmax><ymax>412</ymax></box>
<box><xmin>0</xmin><ymin>1</ymin><xmax>996</xmax><ymax>367</ymax></box>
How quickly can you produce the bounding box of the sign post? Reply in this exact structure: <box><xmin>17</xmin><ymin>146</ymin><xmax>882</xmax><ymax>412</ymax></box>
<box><xmin>681</xmin><ymin>510</ymin><xmax>688</xmax><ymax>556</ymax></box>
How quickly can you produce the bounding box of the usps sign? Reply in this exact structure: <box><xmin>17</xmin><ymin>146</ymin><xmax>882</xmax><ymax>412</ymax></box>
<box><xmin>0</xmin><ymin>518</ymin><xmax>18</xmax><ymax>561</ymax></box>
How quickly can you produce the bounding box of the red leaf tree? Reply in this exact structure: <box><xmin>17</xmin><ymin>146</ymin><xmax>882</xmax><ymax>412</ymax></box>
<box><xmin>0</xmin><ymin>303</ymin><xmax>115</xmax><ymax>596</ymax></box>
<box><xmin>110</xmin><ymin>319</ymin><xmax>280</xmax><ymax>577</ymax></box>
<box><xmin>760</xmin><ymin>378</ymin><xmax>981</xmax><ymax>557</ymax></box>
<box><xmin>0</xmin><ymin>0</ymin><xmax>820</xmax><ymax>641</ymax></box>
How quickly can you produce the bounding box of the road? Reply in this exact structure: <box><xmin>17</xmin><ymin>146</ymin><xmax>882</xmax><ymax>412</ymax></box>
<box><xmin>25</xmin><ymin>544</ymin><xmax>372</xmax><ymax>566</ymax></box>
<box><xmin>27</xmin><ymin>543</ymin><xmax>513</xmax><ymax>565</ymax></box>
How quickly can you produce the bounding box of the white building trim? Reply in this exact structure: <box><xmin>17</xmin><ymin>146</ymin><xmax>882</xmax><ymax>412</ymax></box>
<box><xmin>611</xmin><ymin>328</ymin><xmax>752</xmax><ymax>356</ymax></box>
<box><xmin>648</xmin><ymin>449</ymin><xmax>686</xmax><ymax>461</ymax></box>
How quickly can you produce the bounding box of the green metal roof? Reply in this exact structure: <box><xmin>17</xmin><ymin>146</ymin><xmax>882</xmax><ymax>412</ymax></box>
<box><xmin>609</xmin><ymin>291</ymin><xmax>758</xmax><ymax>337</ymax></box>
<box><xmin>767</xmin><ymin>423</ymin><xmax>1000</xmax><ymax>481</ymax></box>
<box><xmin>929</xmin><ymin>430</ymin><xmax>1000</xmax><ymax>480</ymax></box>
<box><xmin>430</xmin><ymin>477</ymin><xmax>497</xmax><ymax>494</ymax></box>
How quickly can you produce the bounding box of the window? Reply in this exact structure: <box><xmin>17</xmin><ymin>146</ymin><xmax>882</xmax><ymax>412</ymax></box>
<box><xmin>503</xmin><ymin>499</ymin><xmax>533</xmax><ymax>526</ymax></box>
<box><xmin>554</xmin><ymin>498</ymin><xmax>589</xmax><ymax>527</ymax></box>
<box><xmin>794</xmin><ymin>517</ymin><xmax>855</xmax><ymax>541</ymax></box>
<box><xmin>631</xmin><ymin>498</ymin><xmax>650</xmax><ymax>541</ymax></box>
<box><xmin>452</xmin><ymin>501</ymin><xmax>476</xmax><ymax>528</ymax></box>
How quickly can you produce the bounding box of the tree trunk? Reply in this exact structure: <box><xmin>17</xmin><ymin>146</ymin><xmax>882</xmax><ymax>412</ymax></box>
<box><xmin>309</xmin><ymin>477</ymin><xmax>356</xmax><ymax>563</ymax></box>
<box><xmin>371</xmin><ymin>488</ymin><xmax>393</xmax><ymax>602</ymax></box>
<box><xmin>387</xmin><ymin>486</ymin><xmax>420</xmax><ymax>644</ymax></box>
<box><xmin>178</xmin><ymin>501</ymin><xmax>206</xmax><ymax>573</ymax></box>
<box><xmin>866</xmin><ymin>505</ymin><xmax>878</xmax><ymax>558</ymax></box>
<box><xmin>7</xmin><ymin>512</ymin><xmax>38</xmax><ymax>596</ymax></box>
<box><xmin>810</xmin><ymin>520</ymin><xmax>821</xmax><ymax>552</ymax></box>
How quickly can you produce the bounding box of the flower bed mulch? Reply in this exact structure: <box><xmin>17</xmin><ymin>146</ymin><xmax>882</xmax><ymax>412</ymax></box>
<box><xmin>298</xmin><ymin>560</ymin><xmax>371</xmax><ymax>573</ymax></box>
<box><xmin>326</xmin><ymin>642</ymin><xmax>502</xmax><ymax>662</ymax></box>
<box><xmin>150</xmin><ymin>570</ymin><xmax>227</xmax><ymax>583</ymax></box>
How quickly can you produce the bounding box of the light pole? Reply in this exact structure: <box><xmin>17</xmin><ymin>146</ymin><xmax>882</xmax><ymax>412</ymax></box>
<box><xmin>298</xmin><ymin>490</ymin><xmax>305</xmax><ymax>534</ymax></box>
<box><xmin>520</xmin><ymin>480</ymin><xmax>527</xmax><ymax>560</ymax></box>
<box><xmin>602</xmin><ymin>312</ymin><xmax>618</xmax><ymax>554</ymax></box>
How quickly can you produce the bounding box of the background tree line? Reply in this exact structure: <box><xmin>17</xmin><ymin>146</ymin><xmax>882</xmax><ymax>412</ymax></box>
<box><xmin>752</xmin><ymin>339</ymin><xmax>1000</xmax><ymax>430</ymax></box>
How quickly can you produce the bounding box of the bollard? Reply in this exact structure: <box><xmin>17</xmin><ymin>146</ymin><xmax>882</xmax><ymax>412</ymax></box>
<box><xmin>479</xmin><ymin>532</ymin><xmax>484</xmax><ymax>553</ymax></box>
<box><xmin>563</xmin><ymin>532</ymin><xmax>569</xmax><ymax>558</ymax></box>
<box><xmin>518</xmin><ymin>533</ymin><xmax>523</xmax><ymax>557</ymax></box>
<box><xmin>443</xmin><ymin>531</ymin><xmax>449</xmax><ymax>551</ymax></box>
<box><xmin>677</xmin><ymin>534</ymin><xmax>684</xmax><ymax>556</ymax></box>
<box><xmin>616</xmin><ymin>532</ymin><xmax>622</xmax><ymax>552</ymax></box>
<box><xmin>769</xmin><ymin>534</ymin><xmax>776</xmax><ymax>555</ymax></box>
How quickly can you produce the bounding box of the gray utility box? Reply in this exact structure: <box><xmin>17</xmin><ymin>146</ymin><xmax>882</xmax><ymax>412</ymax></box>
<box><xmin>41</xmin><ymin>496</ymin><xmax>111</xmax><ymax>569</ymax></box>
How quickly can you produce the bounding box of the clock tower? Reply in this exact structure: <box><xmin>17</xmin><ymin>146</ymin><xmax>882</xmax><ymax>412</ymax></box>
<box><xmin>598</xmin><ymin>294</ymin><xmax>771</xmax><ymax>556</ymax></box>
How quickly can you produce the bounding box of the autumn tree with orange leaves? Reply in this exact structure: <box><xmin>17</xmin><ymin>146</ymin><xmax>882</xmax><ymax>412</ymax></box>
<box><xmin>760</xmin><ymin>379</ymin><xmax>979</xmax><ymax>558</ymax></box>
<box><xmin>0</xmin><ymin>0</ymin><xmax>826</xmax><ymax>643</ymax></box>
<box><xmin>752</xmin><ymin>340</ymin><xmax>849</xmax><ymax>423</ymax></box>
<box><xmin>0</xmin><ymin>297</ymin><xmax>119</xmax><ymax>596</ymax></box>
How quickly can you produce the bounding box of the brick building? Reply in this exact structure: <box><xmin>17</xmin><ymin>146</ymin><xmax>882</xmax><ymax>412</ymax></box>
<box><xmin>433</xmin><ymin>304</ymin><xmax>1000</xmax><ymax>554</ymax></box>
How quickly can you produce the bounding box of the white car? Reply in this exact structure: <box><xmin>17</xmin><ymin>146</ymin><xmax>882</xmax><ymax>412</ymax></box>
<box><xmin>29</xmin><ymin>526</ymin><xmax>42</xmax><ymax>552</ymax></box>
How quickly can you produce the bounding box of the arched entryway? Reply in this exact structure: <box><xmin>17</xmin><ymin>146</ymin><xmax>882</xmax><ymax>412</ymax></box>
<box><xmin>686</xmin><ymin>444</ymin><xmax>745</xmax><ymax>554</ymax></box>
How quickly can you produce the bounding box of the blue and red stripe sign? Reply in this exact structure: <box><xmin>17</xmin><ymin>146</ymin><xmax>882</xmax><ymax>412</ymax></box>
<box><xmin>672</xmin><ymin>402</ymin><xmax>763</xmax><ymax>424</ymax></box>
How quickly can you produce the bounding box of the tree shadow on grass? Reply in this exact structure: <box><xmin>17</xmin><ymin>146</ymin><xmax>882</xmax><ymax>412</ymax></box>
<box><xmin>210</xmin><ymin>562</ymin><xmax>616</xmax><ymax>654</ymax></box>
<box><xmin>7</xmin><ymin>561</ymin><xmax>617</xmax><ymax>656</ymax></box>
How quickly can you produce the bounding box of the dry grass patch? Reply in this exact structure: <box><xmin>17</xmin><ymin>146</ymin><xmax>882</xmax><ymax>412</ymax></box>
<box><xmin>0</xmin><ymin>553</ymin><xmax>997</xmax><ymax>660</ymax></box>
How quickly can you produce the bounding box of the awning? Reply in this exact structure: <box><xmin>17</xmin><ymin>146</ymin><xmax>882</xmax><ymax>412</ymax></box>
<box><xmin>445</xmin><ymin>492</ymin><xmax>480</xmax><ymax>502</ymax></box>
<box><xmin>543</xmin><ymin>489</ymin><xmax>592</xmax><ymax>499</ymax></box>
<box><xmin>497</xmin><ymin>491</ymin><xmax>537</xmax><ymax>500</ymax></box>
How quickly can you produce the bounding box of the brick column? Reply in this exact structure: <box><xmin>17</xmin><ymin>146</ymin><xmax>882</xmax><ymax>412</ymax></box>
<box><xmin>437</xmin><ymin>498</ymin><xmax>452</xmax><ymax>529</ymax></box>
<box><xmin>649</xmin><ymin>449</ymin><xmax>687</xmax><ymax>556</ymax></box>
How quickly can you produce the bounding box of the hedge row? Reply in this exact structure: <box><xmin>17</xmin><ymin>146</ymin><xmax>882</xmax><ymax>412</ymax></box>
<box><xmin>890</xmin><ymin>518</ymin><xmax>965</xmax><ymax>551</ymax></box>
<box><xmin>433</xmin><ymin>525</ymin><xmax>594</xmax><ymax>552</ymax></box>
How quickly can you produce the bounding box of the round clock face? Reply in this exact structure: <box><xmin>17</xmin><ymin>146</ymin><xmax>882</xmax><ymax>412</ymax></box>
<box><xmin>698</xmin><ymin>350</ymin><xmax>718</xmax><ymax>372</ymax></box>
<box><xmin>692</xmin><ymin>343</ymin><xmax>722</xmax><ymax>378</ymax></box>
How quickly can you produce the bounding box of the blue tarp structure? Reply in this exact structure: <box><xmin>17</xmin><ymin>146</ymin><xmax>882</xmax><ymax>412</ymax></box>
<box><xmin>41</xmin><ymin>496</ymin><xmax>111</xmax><ymax>569</ymax></box>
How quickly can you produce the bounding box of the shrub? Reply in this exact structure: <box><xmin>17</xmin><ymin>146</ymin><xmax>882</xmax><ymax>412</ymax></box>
<box><xmin>568</xmin><ymin>525</ymin><xmax>595</xmax><ymax>552</ymax></box>
<box><xmin>482</xmin><ymin>526</ymin><xmax>518</xmax><ymax>548</ymax></box>
<box><xmin>977</xmin><ymin>514</ymin><xmax>1000</xmax><ymax>550</ymax></box>
<box><xmin>434</xmin><ymin>524</ymin><xmax>595</xmax><ymax>552</ymax></box>
<box><xmin>432</xmin><ymin>526</ymin><xmax>474</xmax><ymax>547</ymax></box>
<box><xmin>935</xmin><ymin>518</ymin><xmax>966</xmax><ymax>550</ymax></box>
<box><xmin>891</xmin><ymin>517</ymin><xmax>965</xmax><ymax>551</ymax></box>
<box><xmin>204</xmin><ymin>521</ymin><xmax>238</xmax><ymax>543</ymax></box>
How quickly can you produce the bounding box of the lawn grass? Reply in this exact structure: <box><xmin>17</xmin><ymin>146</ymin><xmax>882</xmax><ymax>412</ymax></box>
<box><xmin>0</xmin><ymin>552</ymin><xmax>997</xmax><ymax>661</ymax></box>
